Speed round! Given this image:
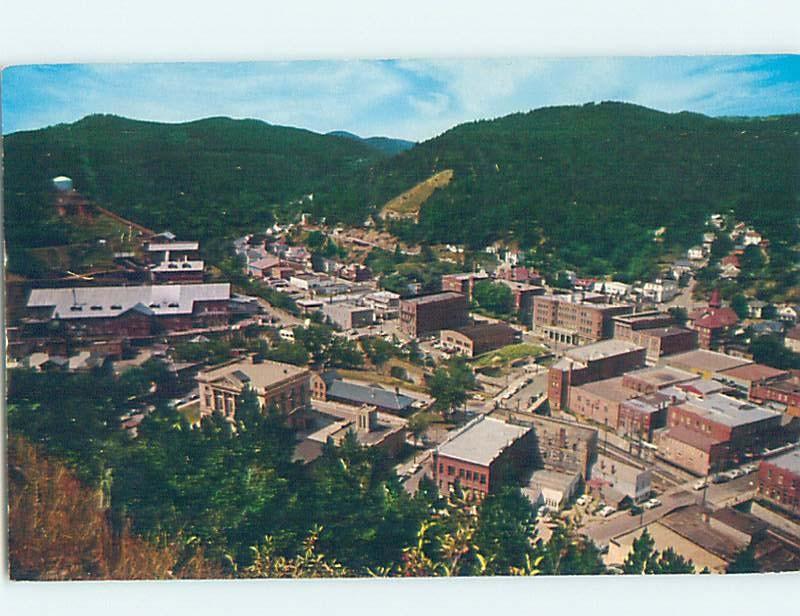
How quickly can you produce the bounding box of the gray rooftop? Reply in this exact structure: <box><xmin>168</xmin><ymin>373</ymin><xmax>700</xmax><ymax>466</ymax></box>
<box><xmin>566</xmin><ymin>339</ymin><xmax>644</xmax><ymax>363</ymax></box>
<box><xmin>437</xmin><ymin>416</ymin><xmax>531</xmax><ymax>466</ymax></box>
<box><xmin>147</xmin><ymin>241</ymin><xmax>199</xmax><ymax>252</ymax></box>
<box><xmin>768</xmin><ymin>448</ymin><xmax>800</xmax><ymax>474</ymax></box>
<box><xmin>403</xmin><ymin>292</ymin><xmax>465</xmax><ymax>306</ymax></box>
<box><xmin>679</xmin><ymin>393</ymin><xmax>781</xmax><ymax>428</ymax></box>
<box><xmin>327</xmin><ymin>380</ymin><xmax>415</xmax><ymax>412</ymax></box>
<box><xmin>27</xmin><ymin>283</ymin><xmax>230</xmax><ymax>320</ymax></box>
<box><xmin>663</xmin><ymin>349</ymin><xmax>752</xmax><ymax>374</ymax></box>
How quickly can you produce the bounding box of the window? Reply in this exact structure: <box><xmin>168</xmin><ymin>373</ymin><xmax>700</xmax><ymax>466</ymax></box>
<box><xmin>447</xmin><ymin>466</ymin><xmax>455</xmax><ymax>476</ymax></box>
<box><xmin>459</xmin><ymin>469</ymin><xmax>465</xmax><ymax>478</ymax></box>
<box><xmin>480</xmin><ymin>474</ymin><xmax>486</xmax><ymax>484</ymax></box>
<box><xmin>439</xmin><ymin>463</ymin><xmax>443</xmax><ymax>473</ymax></box>
<box><xmin>466</xmin><ymin>470</ymin><xmax>472</xmax><ymax>481</ymax></box>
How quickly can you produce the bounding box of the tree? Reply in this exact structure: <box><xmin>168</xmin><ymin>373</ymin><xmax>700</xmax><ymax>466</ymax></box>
<box><xmin>472</xmin><ymin>280</ymin><xmax>514</xmax><ymax>315</ymax></box>
<box><xmin>668</xmin><ymin>306</ymin><xmax>688</xmax><ymax>326</ymax></box>
<box><xmin>749</xmin><ymin>335</ymin><xmax>800</xmax><ymax>370</ymax></box>
<box><xmin>622</xmin><ymin>528</ymin><xmax>694</xmax><ymax>574</ymax></box>
<box><xmin>326</xmin><ymin>337</ymin><xmax>364</xmax><ymax>369</ymax></box>
<box><xmin>731</xmin><ymin>293</ymin><xmax>750</xmax><ymax>320</ymax></box>
<box><xmin>407</xmin><ymin>413</ymin><xmax>432</xmax><ymax>451</ymax></box>
<box><xmin>473</xmin><ymin>487</ymin><xmax>537</xmax><ymax>574</ymax></box>
<box><xmin>427</xmin><ymin>357</ymin><xmax>476</xmax><ymax>417</ymax></box>
<box><xmin>739</xmin><ymin>245</ymin><xmax>765</xmax><ymax>275</ymax></box>
<box><xmin>726</xmin><ymin>545</ymin><xmax>760</xmax><ymax>574</ymax></box>
<box><xmin>361</xmin><ymin>336</ymin><xmax>397</xmax><ymax>370</ymax></box>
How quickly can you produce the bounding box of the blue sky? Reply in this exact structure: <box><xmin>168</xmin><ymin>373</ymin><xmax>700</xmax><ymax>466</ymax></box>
<box><xmin>3</xmin><ymin>56</ymin><xmax>800</xmax><ymax>141</ymax></box>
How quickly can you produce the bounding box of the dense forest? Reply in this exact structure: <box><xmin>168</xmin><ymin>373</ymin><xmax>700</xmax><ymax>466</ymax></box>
<box><xmin>4</xmin><ymin>103</ymin><xmax>799</xmax><ymax>279</ymax></box>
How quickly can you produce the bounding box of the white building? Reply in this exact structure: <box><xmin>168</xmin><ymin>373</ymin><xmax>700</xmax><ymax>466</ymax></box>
<box><xmin>525</xmin><ymin>469</ymin><xmax>581</xmax><ymax>510</ymax></box>
<box><xmin>642</xmin><ymin>279</ymin><xmax>679</xmax><ymax>303</ymax></box>
<box><xmin>687</xmin><ymin>246</ymin><xmax>705</xmax><ymax>261</ymax></box>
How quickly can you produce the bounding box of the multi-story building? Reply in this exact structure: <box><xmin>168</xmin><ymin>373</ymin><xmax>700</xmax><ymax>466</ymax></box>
<box><xmin>547</xmin><ymin>340</ymin><xmax>646</xmax><ymax>411</ymax></box>
<box><xmin>321</xmin><ymin>301</ymin><xmax>374</xmax><ymax>330</ymax></box>
<box><xmin>569</xmin><ymin>377</ymin><xmax>639</xmax><ymax>429</ymax></box>
<box><xmin>439</xmin><ymin>322</ymin><xmax>519</xmax><ymax>357</ymax></box>
<box><xmin>613</xmin><ymin>312</ymin><xmax>697</xmax><ymax>363</ymax></box>
<box><xmin>24</xmin><ymin>283</ymin><xmax>230</xmax><ymax>341</ymax></box>
<box><xmin>197</xmin><ymin>355</ymin><xmax>312</xmax><ymax>426</ymax></box>
<box><xmin>617</xmin><ymin>393</ymin><xmax>673</xmax><ymax>441</ymax></box>
<box><xmin>497</xmin><ymin>280</ymin><xmax>545</xmax><ymax>321</ymax></box>
<box><xmin>716</xmin><ymin>363</ymin><xmax>789</xmax><ymax>395</ymax></box>
<box><xmin>441</xmin><ymin>272</ymin><xmax>489</xmax><ymax>301</ymax></box>
<box><xmin>758</xmin><ymin>448</ymin><xmax>800</xmax><ymax>516</ymax></box>
<box><xmin>432</xmin><ymin>416</ymin><xmax>536</xmax><ymax>497</ymax></box>
<box><xmin>399</xmin><ymin>292</ymin><xmax>469</xmax><ymax>337</ymax></box>
<box><xmin>532</xmin><ymin>293</ymin><xmax>633</xmax><ymax>346</ymax></box>
<box><xmin>363</xmin><ymin>290</ymin><xmax>401</xmax><ymax>320</ymax></box>
<box><xmin>687</xmin><ymin>290</ymin><xmax>740</xmax><ymax>350</ymax></box>
<box><xmin>589</xmin><ymin>453</ymin><xmax>653</xmax><ymax>504</ymax></box>
<box><xmin>642</xmin><ymin>279</ymin><xmax>679</xmax><ymax>304</ymax></box>
<box><xmin>655</xmin><ymin>393</ymin><xmax>783</xmax><ymax>475</ymax></box>
<box><xmin>661</xmin><ymin>349</ymin><xmax>752</xmax><ymax>380</ymax></box>
<box><xmin>750</xmin><ymin>374</ymin><xmax>800</xmax><ymax>417</ymax></box>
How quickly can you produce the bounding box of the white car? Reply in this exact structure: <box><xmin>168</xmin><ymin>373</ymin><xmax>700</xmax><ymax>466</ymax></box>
<box><xmin>726</xmin><ymin>469</ymin><xmax>745</xmax><ymax>480</ymax></box>
<box><xmin>576</xmin><ymin>495</ymin><xmax>589</xmax><ymax>507</ymax></box>
<box><xmin>693</xmin><ymin>479</ymin><xmax>708</xmax><ymax>491</ymax></box>
<box><xmin>742</xmin><ymin>463</ymin><xmax>759</xmax><ymax>474</ymax></box>
<box><xmin>644</xmin><ymin>498</ymin><xmax>662</xmax><ymax>510</ymax></box>
<box><xmin>599</xmin><ymin>506</ymin><xmax>616</xmax><ymax>518</ymax></box>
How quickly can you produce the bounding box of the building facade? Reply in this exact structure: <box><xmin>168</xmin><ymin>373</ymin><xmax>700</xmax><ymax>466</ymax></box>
<box><xmin>399</xmin><ymin>292</ymin><xmax>469</xmax><ymax>337</ymax></box>
<box><xmin>758</xmin><ymin>449</ymin><xmax>800</xmax><ymax>516</ymax></box>
<box><xmin>533</xmin><ymin>293</ymin><xmax>633</xmax><ymax>346</ymax></box>
<box><xmin>439</xmin><ymin>322</ymin><xmax>519</xmax><ymax>357</ymax></box>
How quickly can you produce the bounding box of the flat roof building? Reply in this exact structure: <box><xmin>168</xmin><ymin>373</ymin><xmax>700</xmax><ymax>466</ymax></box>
<box><xmin>533</xmin><ymin>293</ymin><xmax>634</xmax><ymax>346</ymax></box>
<box><xmin>758</xmin><ymin>447</ymin><xmax>800</xmax><ymax>516</ymax></box>
<box><xmin>661</xmin><ymin>349</ymin><xmax>752</xmax><ymax>379</ymax></box>
<box><xmin>399</xmin><ymin>292</ymin><xmax>469</xmax><ymax>337</ymax></box>
<box><xmin>440</xmin><ymin>322</ymin><xmax>519</xmax><ymax>357</ymax></box>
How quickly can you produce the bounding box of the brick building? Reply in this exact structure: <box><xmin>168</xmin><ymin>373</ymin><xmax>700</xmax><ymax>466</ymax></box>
<box><xmin>441</xmin><ymin>272</ymin><xmax>489</xmax><ymax>301</ymax></box>
<box><xmin>655</xmin><ymin>393</ymin><xmax>783</xmax><ymax>475</ymax></box>
<box><xmin>547</xmin><ymin>340</ymin><xmax>646</xmax><ymax>410</ymax></box>
<box><xmin>197</xmin><ymin>355</ymin><xmax>312</xmax><ymax>426</ymax></box>
<box><xmin>498</xmin><ymin>280</ymin><xmax>545</xmax><ymax>321</ymax></box>
<box><xmin>440</xmin><ymin>322</ymin><xmax>519</xmax><ymax>357</ymax></box>
<box><xmin>399</xmin><ymin>292</ymin><xmax>469</xmax><ymax>337</ymax></box>
<box><xmin>533</xmin><ymin>293</ymin><xmax>633</xmax><ymax>346</ymax></box>
<box><xmin>758</xmin><ymin>448</ymin><xmax>800</xmax><ymax>516</ymax></box>
<box><xmin>24</xmin><ymin>283</ymin><xmax>230</xmax><ymax>341</ymax></box>
<box><xmin>618</xmin><ymin>393</ymin><xmax>673</xmax><ymax>441</ymax></box>
<box><xmin>687</xmin><ymin>290</ymin><xmax>740</xmax><ymax>350</ymax></box>
<box><xmin>432</xmin><ymin>416</ymin><xmax>536</xmax><ymax>497</ymax></box>
<box><xmin>750</xmin><ymin>374</ymin><xmax>800</xmax><ymax>417</ymax></box>
<box><xmin>661</xmin><ymin>349</ymin><xmax>752</xmax><ymax>380</ymax></box>
<box><xmin>716</xmin><ymin>363</ymin><xmax>789</xmax><ymax>395</ymax></box>
<box><xmin>569</xmin><ymin>377</ymin><xmax>639</xmax><ymax>429</ymax></box>
<box><xmin>613</xmin><ymin>312</ymin><xmax>697</xmax><ymax>363</ymax></box>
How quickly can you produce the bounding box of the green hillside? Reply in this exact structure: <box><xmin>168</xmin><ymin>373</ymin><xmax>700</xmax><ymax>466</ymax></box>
<box><xmin>315</xmin><ymin>102</ymin><xmax>800</xmax><ymax>279</ymax></box>
<box><xmin>3</xmin><ymin>114</ymin><xmax>384</xmax><ymax>272</ymax></box>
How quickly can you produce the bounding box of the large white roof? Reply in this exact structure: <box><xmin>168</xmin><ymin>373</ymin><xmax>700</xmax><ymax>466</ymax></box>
<box><xmin>27</xmin><ymin>283</ymin><xmax>230</xmax><ymax>320</ymax></box>
<box><xmin>437</xmin><ymin>416</ymin><xmax>531</xmax><ymax>466</ymax></box>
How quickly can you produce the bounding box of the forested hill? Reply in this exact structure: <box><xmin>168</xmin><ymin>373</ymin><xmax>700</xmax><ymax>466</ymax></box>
<box><xmin>3</xmin><ymin>114</ymin><xmax>385</xmax><ymax>258</ymax></box>
<box><xmin>316</xmin><ymin>102</ymin><xmax>800</xmax><ymax>279</ymax></box>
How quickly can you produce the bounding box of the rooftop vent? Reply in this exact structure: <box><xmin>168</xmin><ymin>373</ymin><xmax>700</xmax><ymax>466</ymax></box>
<box><xmin>111</xmin><ymin>304</ymin><xmax>122</xmax><ymax>310</ymax></box>
<box><xmin>90</xmin><ymin>305</ymin><xmax>103</xmax><ymax>311</ymax></box>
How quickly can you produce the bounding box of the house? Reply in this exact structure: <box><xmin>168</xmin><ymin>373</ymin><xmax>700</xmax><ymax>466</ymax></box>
<box><xmin>748</xmin><ymin>299</ymin><xmax>768</xmax><ymax>319</ymax></box>
<box><xmin>720</xmin><ymin>263</ymin><xmax>741</xmax><ymax>279</ymax></box>
<box><xmin>196</xmin><ymin>355</ymin><xmax>312</xmax><ymax>427</ymax></box>
<box><xmin>778</xmin><ymin>305</ymin><xmax>800</xmax><ymax>324</ymax></box>
<box><xmin>589</xmin><ymin>453</ymin><xmax>652</xmax><ymax>504</ymax></box>
<box><xmin>247</xmin><ymin>255</ymin><xmax>281</xmax><ymax>278</ymax></box>
<box><xmin>432</xmin><ymin>415</ymin><xmax>536</xmax><ymax>497</ymax></box>
<box><xmin>670</xmin><ymin>259</ymin><xmax>695</xmax><ymax>279</ymax></box>
<box><xmin>593</xmin><ymin>280</ymin><xmax>632</xmax><ymax>298</ymax></box>
<box><xmin>687</xmin><ymin>290</ymin><xmax>740</xmax><ymax>350</ymax></box>
<box><xmin>642</xmin><ymin>279</ymin><xmax>679</xmax><ymax>304</ymax></box>
<box><xmin>313</xmin><ymin>374</ymin><xmax>418</xmax><ymax>415</ymax></box>
<box><xmin>687</xmin><ymin>246</ymin><xmax>705</xmax><ymax>260</ymax></box>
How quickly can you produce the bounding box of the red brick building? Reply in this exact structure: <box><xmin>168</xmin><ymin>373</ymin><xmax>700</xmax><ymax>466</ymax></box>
<box><xmin>655</xmin><ymin>393</ymin><xmax>783</xmax><ymax>475</ymax></box>
<box><xmin>498</xmin><ymin>280</ymin><xmax>545</xmax><ymax>321</ymax></box>
<box><xmin>688</xmin><ymin>290</ymin><xmax>740</xmax><ymax>350</ymax></box>
<box><xmin>547</xmin><ymin>340</ymin><xmax>646</xmax><ymax>411</ymax></box>
<box><xmin>750</xmin><ymin>374</ymin><xmax>800</xmax><ymax>417</ymax></box>
<box><xmin>758</xmin><ymin>448</ymin><xmax>800</xmax><ymax>516</ymax></box>
<box><xmin>440</xmin><ymin>322</ymin><xmax>519</xmax><ymax>357</ymax></box>
<box><xmin>432</xmin><ymin>416</ymin><xmax>536</xmax><ymax>497</ymax></box>
<box><xmin>613</xmin><ymin>312</ymin><xmax>697</xmax><ymax>363</ymax></box>
<box><xmin>441</xmin><ymin>272</ymin><xmax>489</xmax><ymax>301</ymax></box>
<box><xmin>399</xmin><ymin>292</ymin><xmax>469</xmax><ymax>337</ymax></box>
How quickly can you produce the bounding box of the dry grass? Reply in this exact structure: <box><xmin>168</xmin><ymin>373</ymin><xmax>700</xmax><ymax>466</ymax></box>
<box><xmin>380</xmin><ymin>169</ymin><xmax>454</xmax><ymax>220</ymax></box>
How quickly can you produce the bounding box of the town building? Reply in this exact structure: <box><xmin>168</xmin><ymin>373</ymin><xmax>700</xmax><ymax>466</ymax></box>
<box><xmin>642</xmin><ymin>279</ymin><xmax>679</xmax><ymax>304</ymax></box>
<box><xmin>311</xmin><ymin>372</ymin><xmax>418</xmax><ymax>415</ymax></box>
<box><xmin>339</xmin><ymin>263</ymin><xmax>372</xmax><ymax>282</ymax></box>
<box><xmin>588</xmin><ymin>453</ymin><xmax>653</xmax><ymax>504</ymax></box>
<box><xmin>321</xmin><ymin>301</ymin><xmax>374</xmax><ymax>330</ymax></box>
<box><xmin>24</xmin><ymin>283</ymin><xmax>231</xmax><ymax>341</ymax></box>
<box><xmin>495</xmin><ymin>264</ymin><xmax>543</xmax><ymax>286</ymax></box>
<box><xmin>750</xmin><ymin>374</ymin><xmax>800</xmax><ymax>417</ymax></box>
<box><xmin>613</xmin><ymin>312</ymin><xmax>698</xmax><ymax>363</ymax></box>
<box><xmin>758</xmin><ymin>448</ymin><xmax>800</xmax><ymax>516</ymax></box>
<box><xmin>439</xmin><ymin>322</ymin><xmax>519</xmax><ymax>358</ymax></box>
<box><xmin>493</xmin><ymin>411</ymin><xmax>599</xmax><ymax>478</ymax></box>
<box><xmin>524</xmin><ymin>469</ymin><xmax>581</xmax><ymax>510</ymax></box>
<box><xmin>592</xmin><ymin>280</ymin><xmax>632</xmax><ymax>299</ymax></box>
<box><xmin>399</xmin><ymin>292</ymin><xmax>469</xmax><ymax>337</ymax></box>
<box><xmin>196</xmin><ymin>355</ymin><xmax>312</xmax><ymax>426</ymax></box>
<box><xmin>617</xmin><ymin>393</ymin><xmax>673</xmax><ymax>441</ymax></box>
<box><xmin>532</xmin><ymin>293</ymin><xmax>633</xmax><ymax>346</ymax></box>
<box><xmin>432</xmin><ymin>415</ymin><xmax>536</xmax><ymax>497</ymax></box>
<box><xmin>687</xmin><ymin>290</ymin><xmax>740</xmax><ymax>350</ymax></box>
<box><xmin>655</xmin><ymin>393</ymin><xmax>783</xmax><ymax>475</ymax></box>
<box><xmin>440</xmin><ymin>272</ymin><xmax>490</xmax><ymax>301</ymax></box>
<box><xmin>785</xmin><ymin>326</ymin><xmax>800</xmax><ymax>353</ymax></box>
<box><xmin>569</xmin><ymin>376</ymin><xmax>639</xmax><ymax>429</ymax></box>
<box><xmin>497</xmin><ymin>280</ymin><xmax>545</xmax><ymax>320</ymax></box>
<box><xmin>547</xmin><ymin>340</ymin><xmax>647</xmax><ymax>411</ymax></box>
<box><xmin>363</xmin><ymin>290</ymin><xmax>401</xmax><ymax>320</ymax></box>
<box><xmin>716</xmin><ymin>363</ymin><xmax>789</xmax><ymax>395</ymax></box>
<box><xmin>661</xmin><ymin>348</ymin><xmax>753</xmax><ymax>380</ymax></box>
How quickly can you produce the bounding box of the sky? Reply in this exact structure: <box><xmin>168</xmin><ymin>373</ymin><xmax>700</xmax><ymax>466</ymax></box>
<box><xmin>3</xmin><ymin>56</ymin><xmax>800</xmax><ymax>141</ymax></box>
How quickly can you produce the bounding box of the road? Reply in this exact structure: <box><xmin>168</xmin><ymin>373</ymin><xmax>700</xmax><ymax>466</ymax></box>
<box><xmin>581</xmin><ymin>473</ymin><xmax>758</xmax><ymax>547</ymax></box>
<box><xmin>254</xmin><ymin>297</ymin><xmax>304</xmax><ymax>327</ymax></box>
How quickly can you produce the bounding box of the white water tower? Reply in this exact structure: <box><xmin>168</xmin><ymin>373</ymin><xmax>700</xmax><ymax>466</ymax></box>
<box><xmin>52</xmin><ymin>176</ymin><xmax>73</xmax><ymax>192</ymax></box>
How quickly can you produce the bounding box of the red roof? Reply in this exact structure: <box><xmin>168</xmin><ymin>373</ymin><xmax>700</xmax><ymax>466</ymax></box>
<box><xmin>719</xmin><ymin>363</ymin><xmax>788</xmax><ymax>383</ymax></box>
<box><xmin>695</xmin><ymin>308</ymin><xmax>739</xmax><ymax>330</ymax></box>
<box><xmin>664</xmin><ymin>425</ymin><xmax>724</xmax><ymax>453</ymax></box>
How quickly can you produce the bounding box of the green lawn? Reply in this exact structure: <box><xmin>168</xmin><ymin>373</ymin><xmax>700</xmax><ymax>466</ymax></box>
<box><xmin>472</xmin><ymin>342</ymin><xmax>547</xmax><ymax>368</ymax></box>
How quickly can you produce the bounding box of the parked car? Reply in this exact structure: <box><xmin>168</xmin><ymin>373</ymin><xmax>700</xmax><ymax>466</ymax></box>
<box><xmin>644</xmin><ymin>498</ymin><xmax>662</xmax><ymax>510</ymax></box>
<box><xmin>693</xmin><ymin>479</ymin><xmax>708</xmax><ymax>491</ymax></box>
<box><xmin>599</xmin><ymin>506</ymin><xmax>616</xmax><ymax>518</ymax></box>
<box><xmin>742</xmin><ymin>463</ymin><xmax>759</xmax><ymax>474</ymax></box>
<box><xmin>576</xmin><ymin>495</ymin><xmax>589</xmax><ymax>507</ymax></box>
<box><xmin>629</xmin><ymin>505</ymin><xmax>643</xmax><ymax>516</ymax></box>
<box><xmin>711</xmin><ymin>473</ymin><xmax>730</xmax><ymax>484</ymax></box>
